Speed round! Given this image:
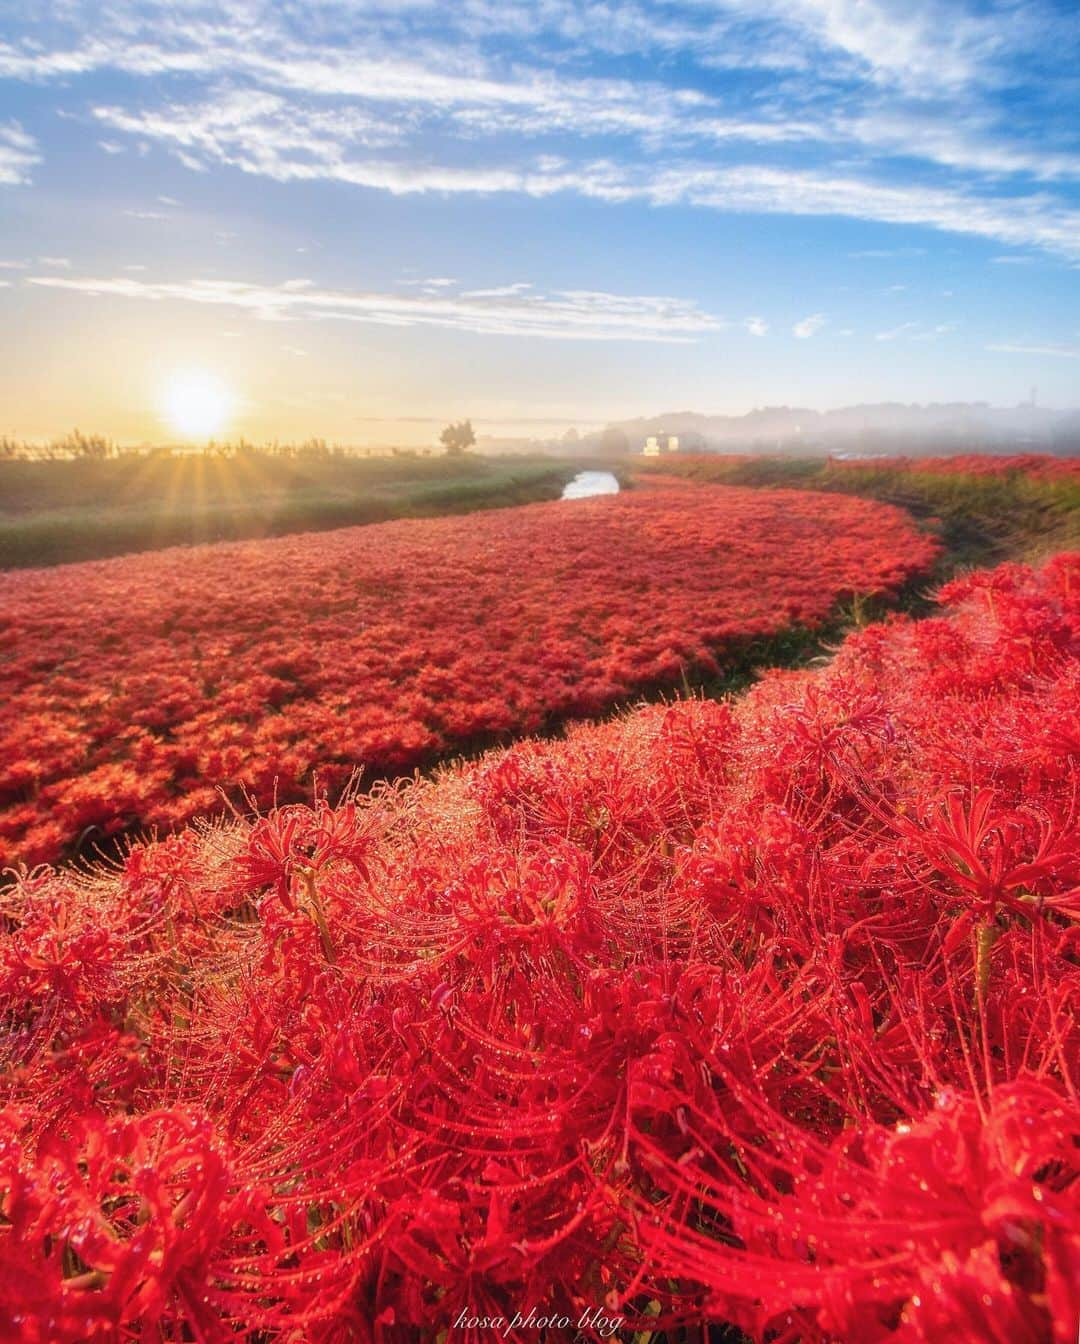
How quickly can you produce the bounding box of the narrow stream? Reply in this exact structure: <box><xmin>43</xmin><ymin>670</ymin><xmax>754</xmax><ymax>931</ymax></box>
<box><xmin>561</xmin><ymin>470</ymin><xmax>620</xmax><ymax>500</ymax></box>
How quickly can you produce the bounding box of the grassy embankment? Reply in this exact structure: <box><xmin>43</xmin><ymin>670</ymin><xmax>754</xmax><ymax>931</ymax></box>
<box><xmin>628</xmin><ymin>454</ymin><xmax>1079</xmax><ymax>698</ymax></box>
<box><xmin>635</xmin><ymin>454</ymin><xmax>1079</xmax><ymax>572</ymax></box>
<box><xmin>388</xmin><ymin>454</ymin><xmax>1073</xmax><ymax>769</ymax></box>
<box><xmin>0</xmin><ymin>453</ymin><xmax>602</xmax><ymax>568</ymax></box>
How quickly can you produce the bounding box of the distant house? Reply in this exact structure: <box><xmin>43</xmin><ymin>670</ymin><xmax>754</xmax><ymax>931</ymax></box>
<box><xmin>642</xmin><ymin>432</ymin><xmax>680</xmax><ymax>456</ymax></box>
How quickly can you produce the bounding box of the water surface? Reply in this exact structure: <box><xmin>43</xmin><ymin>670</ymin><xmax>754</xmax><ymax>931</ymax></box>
<box><xmin>561</xmin><ymin>470</ymin><xmax>620</xmax><ymax>500</ymax></box>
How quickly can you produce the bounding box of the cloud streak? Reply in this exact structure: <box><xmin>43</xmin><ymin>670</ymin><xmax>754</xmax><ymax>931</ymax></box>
<box><xmin>875</xmin><ymin>321</ymin><xmax>955</xmax><ymax>342</ymax></box>
<box><xmin>0</xmin><ymin>123</ymin><xmax>39</xmax><ymax>185</ymax></box>
<box><xmin>793</xmin><ymin>313</ymin><xmax>826</xmax><ymax>339</ymax></box>
<box><xmin>82</xmin><ymin>90</ymin><xmax>1080</xmax><ymax>264</ymax></box>
<box><xmin>26</xmin><ymin>273</ymin><xmax>726</xmax><ymax>343</ymax></box>
<box><xmin>987</xmin><ymin>341</ymin><xmax>1080</xmax><ymax>360</ymax></box>
<box><xmin>2</xmin><ymin>0</ymin><xmax>1079</xmax><ymax>252</ymax></box>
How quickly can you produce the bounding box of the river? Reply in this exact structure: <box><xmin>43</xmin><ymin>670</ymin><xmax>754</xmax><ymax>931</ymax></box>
<box><xmin>560</xmin><ymin>470</ymin><xmax>620</xmax><ymax>500</ymax></box>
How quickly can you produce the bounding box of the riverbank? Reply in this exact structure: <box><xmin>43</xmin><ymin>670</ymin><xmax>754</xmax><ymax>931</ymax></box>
<box><xmin>633</xmin><ymin>452</ymin><xmax>1079</xmax><ymax>574</ymax></box>
<box><xmin>0</xmin><ymin>453</ymin><xmax>594</xmax><ymax>569</ymax></box>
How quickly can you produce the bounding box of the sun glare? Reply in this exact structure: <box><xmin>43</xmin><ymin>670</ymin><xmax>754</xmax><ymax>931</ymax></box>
<box><xmin>161</xmin><ymin>370</ymin><xmax>234</xmax><ymax>441</ymax></box>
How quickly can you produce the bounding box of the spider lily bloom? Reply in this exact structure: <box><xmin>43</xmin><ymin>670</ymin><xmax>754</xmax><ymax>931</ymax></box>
<box><xmin>0</xmin><ymin>488</ymin><xmax>938</xmax><ymax>867</ymax></box>
<box><xmin>0</xmin><ymin>553</ymin><xmax>1076</xmax><ymax>1340</ymax></box>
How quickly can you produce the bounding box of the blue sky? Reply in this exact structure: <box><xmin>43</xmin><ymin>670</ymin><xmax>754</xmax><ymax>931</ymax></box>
<box><xmin>1</xmin><ymin>0</ymin><xmax>1079</xmax><ymax>442</ymax></box>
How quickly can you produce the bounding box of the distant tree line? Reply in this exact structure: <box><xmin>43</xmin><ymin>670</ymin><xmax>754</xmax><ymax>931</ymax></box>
<box><xmin>0</xmin><ymin>434</ymin><xmax>448</xmax><ymax>462</ymax></box>
<box><xmin>0</xmin><ymin>418</ymin><xmax>485</xmax><ymax>461</ymax></box>
<box><xmin>1</xmin><ymin>429</ymin><xmax>115</xmax><ymax>461</ymax></box>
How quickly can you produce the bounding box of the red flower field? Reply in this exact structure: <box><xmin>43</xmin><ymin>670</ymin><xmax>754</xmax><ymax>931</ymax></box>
<box><xmin>0</xmin><ymin>486</ymin><xmax>937</xmax><ymax>868</ymax></box>
<box><xmin>826</xmin><ymin>452</ymin><xmax>1080</xmax><ymax>481</ymax></box>
<box><xmin>1</xmin><ymin>553</ymin><xmax>1076</xmax><ymax>1342</ymax></box>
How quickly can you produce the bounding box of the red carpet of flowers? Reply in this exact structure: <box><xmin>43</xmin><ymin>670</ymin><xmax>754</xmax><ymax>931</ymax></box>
<box><xmin>1</xmin><ymin>553</ymin><xmax>1077</xmax><ymax>1342</ymax></box>
<box><xmin>0</xmin><ymin>486</ymin><xmax>937</xmax><ymax>868</ymax></box>
<box><xmin>826</xmin><ymin>452</ymin><xmax>1080</xmax><ymax>481</ymax></box>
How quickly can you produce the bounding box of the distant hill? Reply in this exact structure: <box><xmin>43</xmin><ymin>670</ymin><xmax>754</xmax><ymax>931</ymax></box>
<box><xmin>575</xmin><ymin>402</ymin><xmax>1080</xmax><ymax>457</ymax></box>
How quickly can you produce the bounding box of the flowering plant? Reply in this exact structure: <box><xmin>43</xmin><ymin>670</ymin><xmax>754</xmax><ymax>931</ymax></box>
<box><xmin>1</xmin><ymin>553</ymin><xmax>1075</xmax><ymax>1340</ymax></box>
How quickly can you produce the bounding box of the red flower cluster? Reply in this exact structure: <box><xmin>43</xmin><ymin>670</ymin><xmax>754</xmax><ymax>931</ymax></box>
<box><xmin>0</xmin><ymin>487</ymin><xmax>936</xmax><ymax>867</ymax></box>
<box><xmin>826</xmin><ymin>453</ymin><xmax>1080</xmax><ymax>481</ymax></box>
<box><xmin>1</xmin><ymin>554</ymin><xmax>1076</xmax><ymax>1341</ymax></box>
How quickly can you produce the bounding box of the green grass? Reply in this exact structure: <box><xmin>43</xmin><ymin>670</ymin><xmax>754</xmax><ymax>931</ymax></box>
<box><xmin>0</xmin><ymin>453</ymin><xmax>597</xmax><ymax>568</ymax></box>
<box><xmin>623</xmin><ymin>453</ymin><xmax>1078</xmax><ymax>709</ymax></box>
<box><xmin>634</xmin><ymin>455</ymin><xmax>1079</xmax><ymax>575</ymax></box>
<box><xmin>820</xmin><ymin>466</ymin><xmax>1080</xmax><ymax>569</ymax></box>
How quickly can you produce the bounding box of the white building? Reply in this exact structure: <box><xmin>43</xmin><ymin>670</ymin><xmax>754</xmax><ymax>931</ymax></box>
<box><xmin>642</xmin><ymin>432</ymin><xmax>679</xmax><ymax>456</ymax></box>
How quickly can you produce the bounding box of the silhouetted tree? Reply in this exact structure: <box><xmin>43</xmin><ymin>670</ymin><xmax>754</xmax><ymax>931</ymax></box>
<box><xmin>440</xmin><ymin>419</ymin><xmax>476</xmax><ymax>455</ymax></box>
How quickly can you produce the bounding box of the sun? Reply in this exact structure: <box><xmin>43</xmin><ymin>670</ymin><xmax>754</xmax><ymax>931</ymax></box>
<box><xmin>160</xmin><ymin>370</ymin><xmax>234</xmax><ymax>441</ymax></box>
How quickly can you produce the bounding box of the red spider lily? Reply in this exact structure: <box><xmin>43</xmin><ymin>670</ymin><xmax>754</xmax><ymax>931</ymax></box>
<box><xmin>0</xmin><ymin>487</ymin><xmax>938</xmax><ymax>867</ymax></box>
<box><xmin>632</xmin><ymin>1078</ymin><xmax>1079</xmax><ymax>1344</ymax></box>
<box><xmin>0</xmin><ymin>551</ymin><xmax>1077</xmax><ymax>1340</ymax></box>
<box><xmin>1</xmin><ymin>1109</ymin><xmax>268</xmax><ymax>1341</ymax></box>
<box><xmin>893</xmin><ymin>788</ymin><xmax>1080</xmax><ymax>923</ymax></box>
<box><xmin>825</xmin><ymin>453</ymin><xmax>1080</xmax><ymax>482</ymax></box>
<box><xmin>238</xmin><ymin>799</ymin><xmax>382</xmax><ymax>903</ymax></box>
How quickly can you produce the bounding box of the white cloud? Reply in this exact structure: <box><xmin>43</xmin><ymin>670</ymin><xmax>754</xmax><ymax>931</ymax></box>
<box><xmin>843</xmin><ymin>108</ymin><xmax>1080</xmax><ymax>183</ymax></box>
<box><xmin>744</xmin><ymin>315</ymin><xmax>768</xmax><ymax>336</ymax></box>
<box><xmin>3</xmin><ymin>0</ymin><xmax>1080</xmax><ymax>272</ymax></box>
<box><xmin>875</xmin><ymin>321</ymin><xmax>918</xmax><ymax>341</ymax></box>
<box><xmin>0</xmin><ymin>0</ymin><xmax>1045</xmax><ymax>100</ymax></box>
<box><xmin>793</xmin><ymin>312</ymin><xmax>825</xmax><ymax>338</ymax></box>
<box><xmin>84</xmin><ymin>86</ymin><xmax>1080</xmax><ymax>264</ymax></box>
<box><xmin>915</xmin><ymin>323</ymin><xmax>957</xmax><ymax>341</ymax></box>
<box><xmin>459</xmin><ymin>283</ymin><xmax>533</xmax><ymax>298</ymax></box>
<box><xmin>26</xmin><ymin>272</ymin><xmax>726</xmax><ymax>343</ymax></box>
<box><xmin>637</xmin><ymin>164</ymin><xmax>1080</xmax><ymax>264</ymax></box>
<box><xmin>987</xmin><ymin>341</ymin><xmax>1080</xmax><ymax>360</ymax></box>
<box><xmin>875</xmin><ymin>320</ymin><xmax>954</xmax><ymax>342</ymax></box>
<box><xmin>37</xmin><ymin>256</ymin><xmax>71</xmax><ymax>268</ymax></box>
<box><xmin>4</xmin><ymin>4</ymin><xmax>1059</xmax><ymax>196</ymax></box>
<box><xmin>0</xmin><ymin>123</ymin><xmax>39</xmax><ymax>185</ymax></box>
<box><xmin>757</xmin><ymin>0</ymin><xmax>1003</xmax><ymax>92</ymax></box>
